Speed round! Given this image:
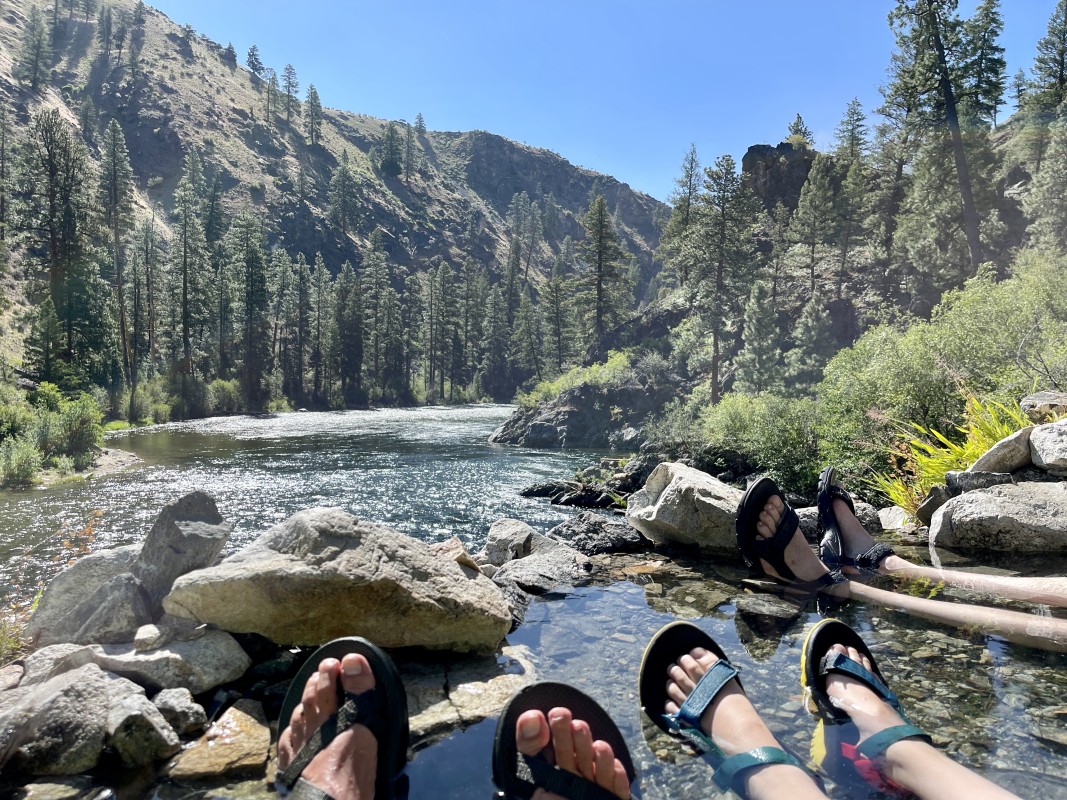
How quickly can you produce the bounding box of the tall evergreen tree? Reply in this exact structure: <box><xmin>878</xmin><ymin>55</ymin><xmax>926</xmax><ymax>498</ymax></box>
<box><xmin>833</xmin><ymin>98</ymin><xmax>869</xmax><ymax>163</ymax></box>
<box><xmin>379</xmin><ymin>122</ymin><xmax>403</xmax><ymax>177</ymax></box>
<box><xmin>733</xmin><ymin>282</ymin><xmax>783</xmax><ymax>396</ymax></box>
<box><xmin>304</xmin><ymin>84</ymin><xmax>323</xmax><ymax>146</ymax></box>
<box><xmin>170</xmin><ymin>152</ymin><xmax>211</xmax><ymax>378</ymax></box>
<box><xmin>98</xmin><ymin>119</ymin><xmax>135</xmax><ymax>384</ymax></box>
<box><xmin>767</xmin><ymin>202</ymin><xmax>792</xmax><ymax>304</ymax></box>
<box><xmin>246</xmin><ymin>44</ymin><xmax>264</xmax><ymax>78</ymax></box>
<box><xmin>1033</xmin><ymin>0</ymin><xmax>1067</xmax><ymax>110</ymax></box>
<box><xmin>962</xmin><ymin>0</ymin><xmax>1006</xmax><ymax>124</ymax></box>
<box><xmin>576</xmin><ymin>195</ymin><xmax>628</xmax><ymax>343</ymax></box>
<box><xmin>477</xmin><ymin>287</ymin><xmax>511</xmax><ymax>401</ymax></box>
<box><xmin>414</xmin><ymin>112</ymin><xmax>426</xmax><ymax>135</ymax></box>
<box><xmin>17</xmin><ymin>5</ymin><xmax>52</xmax><ymax>92</ymax></box>
<box><xmin>792</xmin><ymin>152</ymin><xmax>836</xmax><ymax>292</ymax></box>
<box><xmin>510</xmin><ymin>289</ymin><xmax>543</xmax><ymax>384</ymax></box>
<box><xmin>264</xmin><ymin>68</ymin><xmax>279</xmax><ymax>123</ymax></box>
<box><xmin>333</xmin><ymin>260</ymin><xmax>364</xmax><ymax>405</ymax></box>
<box><xmin>363</xmin><ymin>237</ymin><xmax>390</xmax><ymax>395</ymax></box>
<box><xmin>834</xmin><ymin>160</ymin><xmax>866</xmax><ymax>297</ymax></box>
<box><xmin>787</xmin><ymin>114</ymin><xmax>814</xmax><ymax>147</ymax></box>
<box><xmin>328</xmin><ymin>151</ymin><xmax>358</xmax><ymax>235</ymax></box>
<box><xmin>403</xmin><ymin>121</ymin><xmax>416</xmax><ymax>185</ymax></box>
<box><xmin>542</xmin><ymin>258</ymin><xmax>573</xmax><ymax>374</ymax></box>
<box><xmin>230</xmin><ymin>209</ymin><xmax>270</xmax><ymax>410</ymax></box>
<box><xmin>1024</xmin><ymin>116</ymin><xmax>1067</xmax><ymax>251</ymax></box>
<box><xmin>784</xmin><ymin>295</ymin><xmax>835</xmax><ymax>396</ymax></box>
<box><xmin>310</xmin><ymin>254</ymin><xmax>331</xmax><ymax>403</ymax></box>
<box><xmin>282</xmin><ymin>64</ymin><xmax>300</xmax><ymax>124</ymax></box>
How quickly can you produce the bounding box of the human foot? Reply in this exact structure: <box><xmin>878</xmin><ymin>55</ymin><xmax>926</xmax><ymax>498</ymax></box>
<box><xmin>515</xmin><ymin>707</ymin><xmax>631</xmax><ymax>799</ymax></box>
<box><xmin>277</xmin><ymin>654</ymin><xmax>379</xmax><ymax>800</ymax></box>
<box><xmin>817</xmin><ymin>467</ymin><xmax>897</xmax><ymax>575</ymax></box>
<box><xmin>756</xmin><ymin>494</ymin><xmax>838</xmax><ymax>585</ymax></box>
<box><xmin>640</xmin><ymin>622</ymin><xmax>827</xmax><ymax>799</ymax></box>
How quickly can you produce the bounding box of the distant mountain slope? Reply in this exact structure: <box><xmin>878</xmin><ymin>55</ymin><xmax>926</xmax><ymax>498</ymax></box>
<box><xmin>0</xmin><ymin>0</ymin><xmax>665</xmax><ymax>291</ymax></box>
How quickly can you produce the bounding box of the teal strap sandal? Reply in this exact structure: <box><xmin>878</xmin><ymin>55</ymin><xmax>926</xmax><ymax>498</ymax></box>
<box><xmin>640</xmin><ymin>621</ymin><xmax>814</xmax><ymax>797</ymax></box>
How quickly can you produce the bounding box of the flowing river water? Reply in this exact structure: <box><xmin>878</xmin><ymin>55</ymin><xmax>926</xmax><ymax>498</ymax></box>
<box><xmin>1</xmin><ymin>405</ymin><xmax>1065</xmax><ymax>798</ymax></box>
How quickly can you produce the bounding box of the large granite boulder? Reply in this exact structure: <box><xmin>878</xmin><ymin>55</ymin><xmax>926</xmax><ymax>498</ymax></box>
<box><xmin>626</xmin><ymin>462</ymin><xmax>743</xmax><ymax>552</ymax></box>
<box><xmin>163</xmin><ymin>509</ymin><xmax>512</xmax><ymax>654</ymax></box>
<box><xmin>132</xmin><ymin>491</ymin><xmax>233</xmax><ymax>615</ymax></box>
<box><xmin>929</xmin><ymin>482</ymin><xmax>1067</xmax><ymax>552</ymax></box>
<box><xmin>0</xmin><ymin>664</ymin><xmax>112</xmax><ymax>774</ymax></box>
<box><xmin>546</xmin><ymin>512</ymin><xmax>648</xmax><ymax>556</ymax></box>
<box><xmin>1031</xmin><ymin>420</ymin><xmax>1067</xmax><ymax>472</ymax></box>
<box><xmin>968</xmin><ymin>427</ymin><xmax>1034</xmax><ymax>474</ymax></box>
<box><xmin>1021</xmin><ymin>391</ymin><xmax>1067</xmax><ymax>423</ymax></box>
<box><xmin>21</xmin><ymin>632</ymin><xmax>251</xmax><ymax>695</ymax></box>
<box><xmin>26</xmin><ymin>544</ymin><xmax>140</xmax><ymax>646</ymax></box>
<box><xmin>45</xmin><ymin>573</ymin><xmax>153</xmax><ymax>646</ymax></box>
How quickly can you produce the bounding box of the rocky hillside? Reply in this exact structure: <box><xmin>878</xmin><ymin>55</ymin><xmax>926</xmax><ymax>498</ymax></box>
<box><xmin>0</xmin><ymin>0</ymin><xmax>666</xmax><ymax>348</ymax></box>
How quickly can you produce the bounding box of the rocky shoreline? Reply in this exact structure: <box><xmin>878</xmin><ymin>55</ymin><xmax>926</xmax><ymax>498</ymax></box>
<box><xmin>3</xmin><ymin>415</ymin><xmax>1067</xmax><ymax>797</ymax></box>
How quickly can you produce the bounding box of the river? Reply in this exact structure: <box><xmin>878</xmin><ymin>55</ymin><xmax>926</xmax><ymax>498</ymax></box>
<box><xmin>1</xmin><ymin>405</ymin><xmax>1066</xmax><ymax>799</ymax></box>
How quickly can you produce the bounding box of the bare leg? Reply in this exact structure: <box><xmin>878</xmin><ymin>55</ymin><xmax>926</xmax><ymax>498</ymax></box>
<box><xmin>824</xmin><ymin>644</ymin><xmax>1019</xmax><ymax>800</ymax></box>
<box><xmin>664</xmin><ymin>646</ymin><xmax>828</xmax><ymax>800</ymax></box>
<box><xmin>515</xmin><ymin>708</ymin><xmax>631</xmax><ymax>800</ymax></box>
<box><xmin>277</xmin><ymin>654</ymin><xmax>379</xmax><ymax>800</ymax></box>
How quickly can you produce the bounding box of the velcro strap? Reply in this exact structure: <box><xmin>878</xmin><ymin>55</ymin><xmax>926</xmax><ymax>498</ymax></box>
<box><xmin>856</xmin><ymin>724</ymin><xmax>930</xmax><ymax>760</ymax></box>
<box><xmin>829</xmin><ymin>484</ymin><xmax>855</xmax><ymax>513</ymax></box>
<box><xmin>853</xmin><ymin>543</ymin><xmax>895</xmax><ymax>570</ymax></box>
<box><xmin>526</xmin><ymin>756</ymin><xmax>624</xmax><ymax>800</ymax></box>
<box><xmin>673</xmin><ymin>660</ymin><xmax>738</xmax><ymax>733</ymax></box>
<box><xmin>818</xmin><ymin>651</ymin><xmax>898</xmax><ymax>708</ymax></box>
<box><xmin>287</xmin><ymin>776</ymin><xmax>336</xmax><ymax>800</ymax></box>
<box><xmin>713</xmin><ymin>746</ymin><xmax>802</xmax><ymax>792</ymax></box>
<box><xmin>756</xmin><ymin>504</ymin><xmax>799</xmax><ymax>555</ymax></box>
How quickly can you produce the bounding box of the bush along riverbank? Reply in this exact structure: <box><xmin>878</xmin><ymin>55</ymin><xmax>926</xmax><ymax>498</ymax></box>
<box><xmin>4</xmin><ymin>412</ymin><xmax>1067</xmax><ymax>796</ymax></box>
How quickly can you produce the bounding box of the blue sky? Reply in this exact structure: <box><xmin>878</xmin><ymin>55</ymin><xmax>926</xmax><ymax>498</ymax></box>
<box><xmin>149</xmin><ymin>1</ymin><xmax>1056</xmax><ymax>202</ymax></box>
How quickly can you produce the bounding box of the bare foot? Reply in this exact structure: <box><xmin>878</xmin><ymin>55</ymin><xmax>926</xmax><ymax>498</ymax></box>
<box><xmin>822</xmin><ymin>644</ymin><xmax>906</xmax><ymax>744</ymax></box>
<box><xmin>665</xmin><ymin>646</ymin><xmax>826</xmax><ymax>799</ymax></box>
<box><xmin>278</xmin><ymin>654</ymin><xmax>379</xmax><ymax>800</ymax></box>
<box><xmin>515</xmin><ymin>707</ymin><xmax>631</xmax><ymax>800</ymax></box>
<box><xmin>829</xmin><ymin>496</ymin><xmax>904</xmax><ymax>575</ymax></box>
<box><xmin>757</xmin><ymin>496</ymin><xmax>837</xmax><ymax>584</ymax></box>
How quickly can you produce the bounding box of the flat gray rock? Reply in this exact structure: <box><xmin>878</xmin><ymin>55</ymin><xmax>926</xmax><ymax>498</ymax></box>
<box><xmin>164</xmin><ymin>508</ymin><xmax>511</xmax><ymax>654</ymax></box>
<box><xmin>930</xmin><ymin>482</ymin><xmax>1067</xmax><ymax>552</ymax></box>
<box><xmin>969</xmin><ymin>426</ymin><xmax>1034</xmax><ymax>473</ymax></box>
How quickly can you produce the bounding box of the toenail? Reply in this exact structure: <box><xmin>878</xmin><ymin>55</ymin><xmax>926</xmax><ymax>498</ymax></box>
<box><xmin>519</xmin><ymin>717</ymin><xmax>541</xmax><ymax>738</ymax></box>
<box><xmin>343</xmin><ymin>659</ymin><xmax>364</xmax><ymax>676</ymax></box>
<box><xmin>549</xmin><ymin>710</ymin><xmax>566</xmax><ymax>723</ymax></box>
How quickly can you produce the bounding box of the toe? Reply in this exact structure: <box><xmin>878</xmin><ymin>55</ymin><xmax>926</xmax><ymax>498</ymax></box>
<box><xmin>677</xmin><ymin>652</ymin><xmax>704</xmax><ymax>683</ymax></box>
<box><xmin>516</xmin><ymin>710</ymin><xmax>552</xmax><ymax>757</ymax></box>
<box><xmin>591</xmin><ymin>740</ymin><xmax>615</xmax><ymax>790</ymax></box>
<box><xmin>548</xmin><ymin>708</ymin><xmax>576</xmax><ymax>772</ymax></box>
<box><xmin>571</xmin><ymin>720</ymin><xmax>595</xmax><ymax>781</ymax></box>
<box><xmin>314</xmin><ymin>658</ymin><xmax>341</xmax><ymax>719</ymax></box>
<box><xmin>611</xmin><ymin>755</ymin><xmax>631</xmax><ymax>799</ymax></box>
<box><xmin>339</xmin><ymin>653</ymin><xmax>375</xmax><ymax>696</ymax></box>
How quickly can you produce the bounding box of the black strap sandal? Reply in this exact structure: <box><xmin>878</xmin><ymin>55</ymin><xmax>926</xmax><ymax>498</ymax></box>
<box><xmin>817</xmin><ymin>466</ymin><xmax>895</xmax><ymax>575</ymax></box>
<box><xmin>736</xmin><ymin>476</ymin><xmax>843</xmax><ymax>588</ymax></box>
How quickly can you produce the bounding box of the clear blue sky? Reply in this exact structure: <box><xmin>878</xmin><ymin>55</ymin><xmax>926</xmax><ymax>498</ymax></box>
<box><xmin>149</xmin><ymin>1</ymin><xmax>1056</xmax><ymax>202</ymax></box>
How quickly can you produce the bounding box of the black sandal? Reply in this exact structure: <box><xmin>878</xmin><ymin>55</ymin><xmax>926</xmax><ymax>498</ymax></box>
<box><xmin>817</xmin><ymin>466</ymin><xmax>895</xmax><ymax>575</ymax></box>
<box><xmin>736</xmin><ymin>476</ymin><xmax>843</xmax><ymax>588</ymax></box>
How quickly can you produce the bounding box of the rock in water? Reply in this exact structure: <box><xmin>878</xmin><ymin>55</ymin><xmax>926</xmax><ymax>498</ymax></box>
<box><xmin>163</xmin><ymin>508</ymin><xmax>512</xmax><ymax>654</ymax></box>
<box><xmin>930</xmin><ymin>482</ymin><xmax>1067</xmax><ymax>552</ymax></box>
<box><xmin>545</xmin><ymin>512</ymin><xmax>648</xmax><ymax>556</ymax></box>
<box><xmin>625</xmin><ymin>462</ymin><xmax>743</xmax><ymax>552</ymax></box>
<box><xmin>163</xmin><ymin>700</ymin><xmax>269</xmax><ymax>780</ymax></box>
<box><xmin>1031</xmin><ymin>420</ymin><xmax>1067</xmax><ymax>471</ymax></box>
<box><xmin>133</xmin><ymin>490</ymin><xmax>233</xmax><ymax>615</ymax></box>
<box><xmin>152</xmin><ymin>688</ymin><xmax>208</xmax><ymax>735</ymax></box>
<box><xmin>48</xmin><ymin>573</ymin><xmax>153</xmax><ymax>646</ymax></box>
<box><xmin>27</xmin><ymin>544</ymin><xmax>140</xmax><ymax>647</ymax></box>
<box><xmin>106</xmin><ymin>692</ymin><xmax>180</xmax><ymax>767</ymax></box>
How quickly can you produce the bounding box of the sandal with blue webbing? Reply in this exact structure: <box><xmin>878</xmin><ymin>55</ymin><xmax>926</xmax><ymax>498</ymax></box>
<box><xmin>639</xmin><ymin>621</ymin><xmax>819</xmax><ymax>798</ymax></box>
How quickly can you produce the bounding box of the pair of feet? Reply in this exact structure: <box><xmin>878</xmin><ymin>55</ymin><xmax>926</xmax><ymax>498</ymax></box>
<box><xmin>277</xmin><ymin>639</ymin><xmax>910</xmax><ymax>800</ymax></box>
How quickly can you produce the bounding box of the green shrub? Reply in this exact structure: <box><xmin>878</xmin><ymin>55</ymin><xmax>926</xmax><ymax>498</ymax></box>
<box><xmin>27</xmin><ymin>411</ymin><xmax>63</xmax><ymax>459</ymax></box>
<box><xmin>30</xmin><ymin>382</ymin><xmax>63</xmax><ymax>412</ymax></box>
<box><xmin>208</xmin><ymin>379</ymin><xmax>241</xmax><ymax>415</ymax></box>
<box><xmin>126</xmin><ymin>387</ymin><xmax>152</xmax><ymax>424</ymax></box>
<box><xmin>59</xmin><ymin>395</ymin><xmax>103</xmax><ymax>470</ymax></box>
<box><xmin>0</xmin><ymin>400</ymin><xmax>33</xmax><ymax>442</ymax></box>
<box><xmin>517</xmin><ymin>350</ymin><xmax>635</xmax><ymax>407</ymax></box>
<box><xmin>1</xmin><ymin>436</ymin><xmax>43</xmax><ymax>487</ymax></box>
<box><xmin>869</xmin><ymin>395</ymin><xmax>1030</xmax><ymax>513</ymax></box>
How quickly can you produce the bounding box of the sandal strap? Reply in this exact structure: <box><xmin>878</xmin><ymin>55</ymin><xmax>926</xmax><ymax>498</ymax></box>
<box><xmin>278</xmin><ymin>689</ymin><xmax>384</xmax><ymax>790</ymax></box>
<box><xmin>669</xmin><ymin>659</ymin><xmax>739</xmax><ymax>737</ymax></box>
<box><xmin>855</xmin><ymin>724</ymin><xmax>931</xmax><ymax>760</ymax></box>
<box><xmin>827</xmin><ymin>484</ymin><xmax>855</xmax><ymax>514</ymax></box>
<box><xmin>289</xmin><ymin>777</ymin><xmax>336</xmax><ymax>800</ymax></box>
<box><xmin>752</xmin><ymin>505</ymin><xmax>801</xmax><ymax>581</ymax></box>
<box><xmin>526</xmin><ymin>757</ymin><xmax>622</xmax><ymax>800</ymax></box>
<box><xmin>818</xmin><ymin>651</ymin><xmax>900</xmax><ymax>710</ymax></box>
<box><xmin>713</xmin><ymin>746</ymin><xmax>805</xmax><ymax>793</ymax></box>
<box><xmin>843</xmin><ymin>543</ymin><xmax>895</xmax><ymax>573</ymax></box>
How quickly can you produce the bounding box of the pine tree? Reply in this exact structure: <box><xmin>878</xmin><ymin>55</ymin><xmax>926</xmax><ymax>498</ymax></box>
<box><xmin>767</xmin><ymin>202</ymin><xmax>792</xmax><ymax>303</ymax></box>
<box><xmin>962</xmin><ymin>0</ymin><xmax>1006</xmax><ymax>124</ymax></box>
<box><xmin>414</xmin><ymin>112</ymin><xmax>426</xmax><ymax>135</ymax></box>
<box><xmin>96</xmin><ymin>5</ymin><xmax>113</xmax><ymax>62</ymax></box>
<box><xmin>834</xmin><ymin>160</ymin><xmax>866</xmax><ymax>297</ymax></box>
<box><xmin>403</xmin><ymin>121</ymin><xmax>415</xmax><ymax>185</ymax></box>
<box><xmin>658</xmin><ymin>144</ymin><xmax>702</xmax><ymax>292</ymax></box>
<box><xmin>577</xmin><ymin>195</ymin><xmax>628</xmax><ymax>342</ymax></box>
<box><xmin>328</xmin><ymin>151</ymin><xmax>358</xmax><ymax>235</ymax></box>
<box><xmin>246</xmin><ymin>44</ymin><xmax>264</xmax><ymax>78</ymax></box>
<box><xmin>833</xmin><ymin>99</ymin><xmax>869</xmax><ymax>163</ymax></box>
<box><xmin>0</xmin><ymin>106</ymin><xmax>9</xmax><ymax>242</ymax></box>
<box><xmin>1011</xmin><ymin>68</ymin><xmax>1030</xmax><ymax>111</ymax></box>
<box><xmin>223</xmin><ymin>43</ymin><xmax>237</xmax><ymax>66</ymax></box>
<box><xmin>304</xmin><ymin>84</ymin><xmax>323</xmax><ymax>146</ymax></box>
<box><xmin>282</xmin><ymin>64</ymin><xmax>299</xmax><ymax>124</ymax></box>
<box><xmin>363</xmin><ymin>237</ymin><xmax>391</xmax><ymax>396</ymax></box>
<box><xmin>379</xmin><ymin>122</ymin><xmax>403</xmax><ymax>177</ymax></box>
<box><xmin>171</xmin><ymin>152</ymin><xmax>211</xmax><ymax>377</ymax></box>
<box><xmin>264</xmin><ymin>68</ymin><xmax>279</xmax><ymax>123</ymax></box>
<box><xmin>477</xmin><ymin>287</ymin><xmax>511</xmax><ymax>401</ymax></box>
<box><xmin>692</xmin><ymin>154</ymin><xmax>761</xmax><ymax>402</ymax></box>
<box><xmin>310</xmin><ymin>254</ymin><xmax>331</xmax><ymax>403</ymax></box>
<box><xmin>522</xmin><ymin>202</ymin><xmax>542</xmax><ymax>281</ymax></box>
<box><xmin>399</xmin><ymin>274</ymin><xmax>424</xmax><ymax>396</ymax></box>
<box><xmin>787</xmin><ymin>113</ymin><xmax>814</xmax><ymax>148</ymax></box>
<box><xmin>1033</xmin><ymin>0</ymin><xmax>1067</xmax><ymax>110</ymax></box>
<box><xmin>98</xmin><ymin>119</ymin><xmax>135</xmax><ymax>384</ymax></box>
<box><xmin>230</xmin><ymin>209</ymin><xmax>270</xmax><ymax>410</ymax></box>
<box><xmin>1024</xmin><ymin>116</ymin><xmax>1067</xmax><ymax>251</ymax></box>
<box><xmin>17</xmin><ymin>4</ymin><xmax>52</xmax><ymax>92</ymax></box>
<box><xmin>784</xmin><ymin>295</ymin><xmax>834</xmax><ymax>396</ymax></box>
<box><xmin>510</xmin><ymin>289</ymin><xmax>543</xmax><ymax>383</ymax></box>
<box><xmin>733</xmin><ymin>282</ymin><xmax>782</xmax><ymax>396</ymax></box>
<box><xmin>25</xmin><ymin>298</ymin><xmax>64</xmax><ymax>384</ymax></box>
<box><xmin>333</xmin><ymin>260</ymin><xmax>364</xmax><ymax>404</ymax></box>
<box><xmin>541</xmin><ymin>257</ymin><xmax>573</xmax><ymax>374</ymax></box>
<box><xmin>792</xmin><ymin>152</ymin><xmax>836</xmax><ymax>293</ymax></box>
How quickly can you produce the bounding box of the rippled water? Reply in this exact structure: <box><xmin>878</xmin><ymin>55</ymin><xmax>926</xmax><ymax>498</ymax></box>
<box><xmin>0</xmin><ymin>405</ymin><xmax>596</xmax><ymax>602</ymax></box>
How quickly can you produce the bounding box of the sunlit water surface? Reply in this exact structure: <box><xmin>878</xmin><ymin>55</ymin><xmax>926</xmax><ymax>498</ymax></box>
<box><xmin>1</xmin><ymin>405</ymin><xmax>1065</xmax><ymax>799</ymax></box>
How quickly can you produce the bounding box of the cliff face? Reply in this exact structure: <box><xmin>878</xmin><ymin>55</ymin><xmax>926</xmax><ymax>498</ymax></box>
<box><xmin>741</xmin><ymin>142</ymin><xmax>817</xmax><ymax>212</ymax></box>
<box><xmin>0</xmin><ymin>0</ymin><xmax>666</xmax><ymax>290</ymax></box>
